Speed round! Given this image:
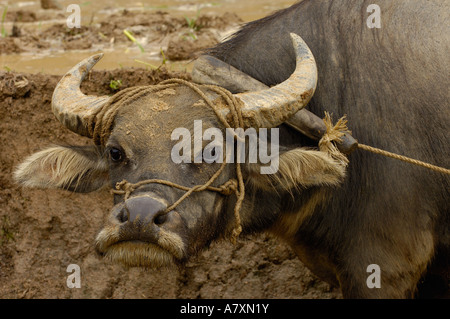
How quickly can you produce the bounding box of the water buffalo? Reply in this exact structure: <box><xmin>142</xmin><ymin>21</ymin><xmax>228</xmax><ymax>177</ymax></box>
<box><xmin>14</xmin><ymin>0</ymin><xmax>449</xmax><ymax>298</ymax></box>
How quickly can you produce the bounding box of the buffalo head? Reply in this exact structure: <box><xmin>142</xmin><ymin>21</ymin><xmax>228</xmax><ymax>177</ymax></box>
<box><xmin>14</xmin><ymin>34</ymin><xmax>346</xmax><ymax>268</ymax></box>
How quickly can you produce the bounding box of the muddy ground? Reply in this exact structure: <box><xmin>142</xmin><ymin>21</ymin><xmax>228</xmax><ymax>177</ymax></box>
<box><xmin>1</xmin><ymin>8</ymin><xmax>241</xmax><ymax>60</ymax></box>
<box><xmin>0</xmin><ymin>5</ymin><xmax>341</xmax><ymax>299</ymax></box>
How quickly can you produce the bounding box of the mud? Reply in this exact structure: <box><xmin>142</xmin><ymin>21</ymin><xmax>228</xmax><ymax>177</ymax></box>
<box><xmin>1</xmin><ymin>8</ymin><xmax>241</xmax><ymax>61</ymax></box>
<box><xmin>0</xmin><ymin>5</ymin><xmax>341</xmax><ymax>299</ymax></box>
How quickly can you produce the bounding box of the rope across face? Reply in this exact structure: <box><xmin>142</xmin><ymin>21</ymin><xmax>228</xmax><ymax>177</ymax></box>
<box><xmin>103</xmin><ymin>79</ymin><xmax>248</xmax><ymax>244</ymax></box>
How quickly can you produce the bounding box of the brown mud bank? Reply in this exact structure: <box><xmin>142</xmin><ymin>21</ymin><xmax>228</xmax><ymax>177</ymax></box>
<box><xmin>3</xmin><ymin>9</ymin><xmax>239</xmax><ymax>56</ymax></box>
<box><xmin>0</xmin><ymin>67</ymin><xmax>341</xmax><ymax>299</ymax></box>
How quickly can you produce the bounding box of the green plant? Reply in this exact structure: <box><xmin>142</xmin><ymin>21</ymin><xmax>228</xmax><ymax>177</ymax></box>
<box><xmin>109</xmin><ymin>79</ymin><xmax>122</xmax><ymax>91</ymax></box>
<box><xmin>134</xmin><ymin>59</ymin><xmax>157</xmax><ymax>70</ymax></box>
<box><xmin>134</xmin><ymin>48</ymin><xmax>168</xmax><ymax>72</ymax></box>
<box><xmin>160</xmin><ymin>47</ymin><xmax>167</xmax><ymax>65</ymax></box>
<box><xmin>185</xmin><ymin>16</ymin><xmax>201</xmax><ymax>32</ymax></box>
<box><xmin>123</xmin><ymin>29</ymin><xmax>145</xmax><ymax>53</ymax></box>
<box><xmin>1</xmin><ymin>5</ymin><xmax>8</xmax><ymax>38</ymax></box>
<box><xmin>184</xmin><ymin>8</ymin><xmax>203</xmax><ymax>40</ymax></box>
<box><xmin>98</xmin><ymin>31</ymin><xmax>107</xmax><ymax>40</ymax></box>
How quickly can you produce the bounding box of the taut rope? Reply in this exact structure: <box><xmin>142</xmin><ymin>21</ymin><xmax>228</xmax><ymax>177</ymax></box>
<box><xmin>321</xmin><ymin>112</ymin><xmax>450</xmax><ymax>175</ymax></box>
<box><xmin>357</xmin><ymin>143</ymin><xmax>450</xmax><ymax>175</ymax></box>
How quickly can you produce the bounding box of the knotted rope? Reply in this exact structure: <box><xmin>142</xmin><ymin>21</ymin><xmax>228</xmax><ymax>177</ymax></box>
<box><xmin>319</xmin><ymin>112</ymin><xmax>350</xmax><ymax>166</ymax></box>
<box><xmin>320</xmin><ymin>112</ymin><xmax>450</xmax><ymax>175</ymax></box>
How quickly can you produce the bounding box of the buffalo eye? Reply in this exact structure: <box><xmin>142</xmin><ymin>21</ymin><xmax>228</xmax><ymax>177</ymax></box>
<box><xmin>109</xmin><ymin>148</ymin><xmax>123</xmax><ymax>162</ymax></box>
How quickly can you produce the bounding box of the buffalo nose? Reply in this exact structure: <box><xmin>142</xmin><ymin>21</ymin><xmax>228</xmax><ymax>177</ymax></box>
<box><xmin>118</xmin><ymin>196</ymin><xmax>168</xmax><ymax>226</ymax></box>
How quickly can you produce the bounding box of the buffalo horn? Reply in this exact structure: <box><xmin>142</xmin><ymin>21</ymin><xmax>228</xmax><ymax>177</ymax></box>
<box><xmin>51</xmin><ymin>53</ymin><xmax>109</xmax><ymax>137</ymax></box>
<box><xmin>230</xmin><ymin>33</ymin><xmax>318</xmax><ymax>129</ymax></box>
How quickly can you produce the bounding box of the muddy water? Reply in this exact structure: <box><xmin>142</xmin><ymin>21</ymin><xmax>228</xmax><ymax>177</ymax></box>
<box><xmin>0</xmin><ymin>0</ymin><xmax>295</xmax><ymax>74</ymax></box>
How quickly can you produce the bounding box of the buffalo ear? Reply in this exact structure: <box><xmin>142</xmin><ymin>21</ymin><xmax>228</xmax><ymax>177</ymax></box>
<box><xmin>247</xmin><ymin>148</ymin><xmax>346</xmax><ymax>192</ymax></box>
<box><xmin>14</xmin><ymin>145</ymin><xmax>109</xmax><ymax>193</ymax></box>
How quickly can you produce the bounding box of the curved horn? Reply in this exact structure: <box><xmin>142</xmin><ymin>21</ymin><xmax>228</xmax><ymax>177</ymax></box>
<box><xmin>52</xmin><ymin>53</ymin><xmax>109</xmax><ymax>137</ymax></box>
<box><xmin>232</xmin><ymin>33</ymin><xmax>318</xmax><ymax>128</ymax></box>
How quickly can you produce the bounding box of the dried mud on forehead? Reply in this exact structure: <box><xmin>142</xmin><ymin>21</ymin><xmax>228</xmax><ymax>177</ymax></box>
<box><xmin>0</xmin><ymin>7</ymin><xmax>340</xmax><ymax>299</ymax></box>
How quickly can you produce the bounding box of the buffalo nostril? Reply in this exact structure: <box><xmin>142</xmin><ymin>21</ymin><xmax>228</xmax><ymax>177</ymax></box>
<box><xmin>116</xmin><ymin>196</ymin><xmax>168</xmax><ymax>227</ymax></box>
<box><xmin>117</xmin><ymin>206</ymin><xmax>130</xmax><ymax>223</ymax></box>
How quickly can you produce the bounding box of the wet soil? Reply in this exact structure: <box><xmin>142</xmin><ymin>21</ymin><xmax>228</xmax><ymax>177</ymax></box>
<box><xmin>1</xmin><ymin>8</ymin><xmax>241</xmax><ymax>60</ymax></box>
<box><xmin>0</xmin><ymin>7</ymin><xmax>341</xmax><ymax>299</ymax></box>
